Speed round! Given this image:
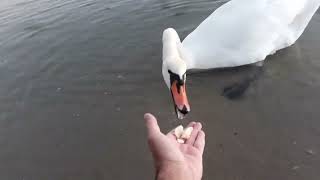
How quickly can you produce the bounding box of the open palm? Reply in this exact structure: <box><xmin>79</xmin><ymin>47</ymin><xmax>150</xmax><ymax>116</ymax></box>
<box><xmin>144</xmin><ymin>113</ymin><xmax>205</xmax><ymax>180</ymax></box>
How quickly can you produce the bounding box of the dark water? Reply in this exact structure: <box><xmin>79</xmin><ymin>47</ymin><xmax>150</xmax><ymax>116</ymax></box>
<box><xmin>0</xmin><ymin>0</ymin><xmax>320</xmax><ymax>179</ymax></box>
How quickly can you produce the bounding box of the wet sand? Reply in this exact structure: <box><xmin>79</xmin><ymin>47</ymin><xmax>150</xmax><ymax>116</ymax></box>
<box><xmin>0</xmin><ymin>0</ymin><xmax>319</xmax><ymax>179</ymax></box>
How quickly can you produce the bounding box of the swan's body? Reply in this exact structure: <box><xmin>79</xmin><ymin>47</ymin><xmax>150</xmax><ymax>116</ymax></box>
<box><xmin>181</xmin><ymin>0</ymin><xmax>320</xmax><ymax>69</ymax></box>
<box><xmin>162</xmin><ymin>0</ymin><xmax>320</xmax><ymax>119</ymax></box>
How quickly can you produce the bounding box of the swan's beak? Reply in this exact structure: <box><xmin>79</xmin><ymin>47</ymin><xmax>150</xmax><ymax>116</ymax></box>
<box><xmin>171</xmin><ymin>80</ymin><xmax>190</xmax><ymax>119</ymax></box>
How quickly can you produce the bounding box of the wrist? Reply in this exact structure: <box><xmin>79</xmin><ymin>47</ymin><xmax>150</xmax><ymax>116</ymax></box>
<box><xmin>156</xmin><ymin>161</ymin><xmax>195</xmax><ymax>180</ymax></box>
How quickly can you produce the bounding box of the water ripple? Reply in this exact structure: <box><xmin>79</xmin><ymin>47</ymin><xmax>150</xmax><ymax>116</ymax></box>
<box><xmin>142</xmin><ymin>0</ymin><xmax>227</xmax><ymax>12</ymax></box>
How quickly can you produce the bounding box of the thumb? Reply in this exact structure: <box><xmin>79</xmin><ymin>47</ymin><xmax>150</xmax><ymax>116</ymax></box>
<box><xmin>144</xmin><ymin>113</ymin><xmax>161</xmax><ymax>138</ymax></box>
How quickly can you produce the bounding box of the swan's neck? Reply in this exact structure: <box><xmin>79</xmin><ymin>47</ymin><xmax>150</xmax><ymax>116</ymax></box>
<box><xmin>162</xmin><ymin>28</ymin><xmax>181</xmax><ymax>60</ymax></box>
<box><xmin>162</xmin><ymin>28</ymin><xmax>194</xmax><ymax>69</ymax></box>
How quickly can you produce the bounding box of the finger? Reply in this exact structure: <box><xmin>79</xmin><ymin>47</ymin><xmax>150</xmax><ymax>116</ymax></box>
<box><xmin>144</xmin><ymin>113</ymin><xmax>161</xmax><ymax>138</ymax></box>
<box><xmin>187</xmin><ymin>121</ymin><xmax>196</xmax><ymax>128</ymax></box>
<box><xmin>194</xmin><ymin>130</ymin><xmax>205</xmax><ymax>154</ymax></box>
<box><xmin>185</xmin><ymin>122</ymin><xmax>202</xmax><ymax>145</ymax></box>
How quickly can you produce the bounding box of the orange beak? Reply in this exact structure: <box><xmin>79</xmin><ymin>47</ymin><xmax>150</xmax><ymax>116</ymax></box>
<box><xmin>170</xmin><ymin>80</ymin><xmax>190</xmax><ymax>119</ymax></box>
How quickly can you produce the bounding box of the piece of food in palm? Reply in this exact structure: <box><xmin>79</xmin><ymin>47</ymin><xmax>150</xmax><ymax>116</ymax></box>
<box><xmin>174</xmin><ymin>125</ymin><xmax>184</xmax><ymax>138</ymax></box>
<box><xmin>177</xmin><ymin>139</ymin><xmax>185</xmax><ymax>144</ymax></box>
<box><xmin>174</xmin><ymin>125</ymin><xmax>193</xmax><ymax>143</ymax></box>
<box><xmin>181</xmin><ymin>127</ymin><xmax>193</xmax><ymax>139</ymax></box>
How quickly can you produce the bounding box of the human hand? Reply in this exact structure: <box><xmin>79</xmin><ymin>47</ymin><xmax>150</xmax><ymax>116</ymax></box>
<box><xmin>144</xmin><ymin>113</ymin><xmax>205</xmax><ymax>180</ymax></box>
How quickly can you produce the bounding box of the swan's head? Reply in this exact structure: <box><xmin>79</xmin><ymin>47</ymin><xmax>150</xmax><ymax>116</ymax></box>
<box><xmin>162</xmin><ymin>58</ymin><xmax>190</xmax><ymax>119</ymax></box>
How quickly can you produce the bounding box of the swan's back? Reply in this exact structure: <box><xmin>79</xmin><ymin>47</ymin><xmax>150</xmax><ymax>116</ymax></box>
<box><xmin>182</xmin><ymin>0</ymin><xmax>320</xmax><ymax>69</ymax></box>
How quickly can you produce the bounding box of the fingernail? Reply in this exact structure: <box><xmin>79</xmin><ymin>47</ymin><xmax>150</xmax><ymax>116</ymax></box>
<box><xmin>144</xmin><ymin>113</ymin><xmax>152</xmax><ymax>119</ymax></box>
<box><xmin>195</xmin><ymin>122</ymin><xmax>202</xmax><ymax>129</ymax></box>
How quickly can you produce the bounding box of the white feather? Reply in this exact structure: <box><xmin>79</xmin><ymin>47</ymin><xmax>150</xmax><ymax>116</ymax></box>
<box><xmin>178</xmin><ymin>0</ymin><xmax>320</xmax><ymax>70</ymax></box>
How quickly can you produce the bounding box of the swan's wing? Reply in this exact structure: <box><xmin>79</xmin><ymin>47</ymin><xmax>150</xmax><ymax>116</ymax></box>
<box><xmin>182</xmin><ymin>0</ymin><xmax>319</xmax><ymax>69</ymax></box>
<box><xmin>264</xmin><ymin>0</ymin><xmax>307</xmax><ymax>24</ymax></box>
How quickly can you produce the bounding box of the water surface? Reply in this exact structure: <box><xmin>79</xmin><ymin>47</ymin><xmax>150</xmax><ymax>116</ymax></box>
<box><xmin>0</xmin><ymin>0</ymin><xmax>320</xmax><ymax>179</ymax></box>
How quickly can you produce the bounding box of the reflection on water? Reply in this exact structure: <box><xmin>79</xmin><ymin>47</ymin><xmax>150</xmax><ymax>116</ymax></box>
<box><xmin>0</xmin><ymin>0</ymin><xmax>320</xmax><ymax>179</ymax></box>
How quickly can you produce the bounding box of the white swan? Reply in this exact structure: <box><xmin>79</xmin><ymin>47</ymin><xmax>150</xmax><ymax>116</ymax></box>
<box><xmin>162</xmin><ymin>0</ymin><xmax>320</xmax><ymax>119</ymax></box>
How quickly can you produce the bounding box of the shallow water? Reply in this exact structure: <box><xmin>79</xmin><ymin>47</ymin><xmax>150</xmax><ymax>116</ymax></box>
<box><xmin>0</xmin><ymin>0</ymin><xmax>320</xmax><ymax>179</ymax></box>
